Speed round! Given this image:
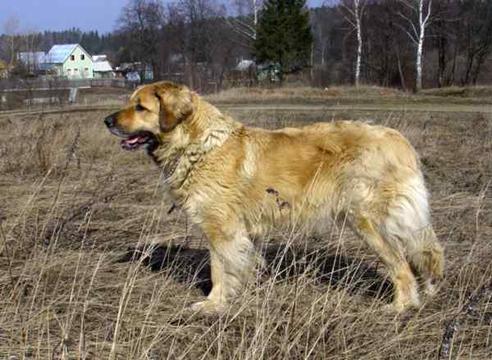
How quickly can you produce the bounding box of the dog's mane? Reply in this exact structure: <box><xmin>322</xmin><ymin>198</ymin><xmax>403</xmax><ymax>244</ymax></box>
<box><xmin>151</xmin><ymin>97</ymin><xmax>241</xmax><ymax>190</ymax></box>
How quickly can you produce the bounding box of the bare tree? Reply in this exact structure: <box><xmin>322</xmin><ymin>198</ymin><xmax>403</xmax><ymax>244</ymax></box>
<box><xmin>3</xmin><ymin>16</ymin><xmax>20</xmax><ymax>66</ymax></box>
<box><xmin>459</xmin><ymin>0</ymin><xmax>492</xmax><ymax>85</ymax></box>
<box><xmin>341</xmin><ymin>0</ymin><xmax>366</xmax><ymax>87</ymax></box>
<box><xmin>118</xmin><ymin>0</ymin><xmax>166</xmax><ymax>78</ymax></box>
<box><xmin>166</xmin><ymin>0</ymin><xmax>227</xmax><ymax>88</ymax></box>
<box><xmin>398</xmin><ymin>0</ymin><xmax>432</xmax><ymax>91</ymax></box>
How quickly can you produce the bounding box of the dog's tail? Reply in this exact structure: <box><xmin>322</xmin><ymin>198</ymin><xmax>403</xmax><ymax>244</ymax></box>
<box><xmin>383</xmin><ymin>173</ymin><xmax>444</xmax><ymax>280</ymax></box>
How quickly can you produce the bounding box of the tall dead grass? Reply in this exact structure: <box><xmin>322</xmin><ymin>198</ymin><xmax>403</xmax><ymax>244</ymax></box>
<box><xmin>0</xmin><ymin>102</ymin><xmax>491</xmax><ymax>359</ymax></box>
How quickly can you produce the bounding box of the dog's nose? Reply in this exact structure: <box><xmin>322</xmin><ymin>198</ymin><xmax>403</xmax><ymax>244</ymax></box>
<box><xmin>104</xmin><ymin>115</ymin><xmax>115</xmax><ymax>128</ymax></box>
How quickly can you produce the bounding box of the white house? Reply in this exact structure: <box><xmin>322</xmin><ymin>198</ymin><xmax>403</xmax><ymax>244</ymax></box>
<box><xmin>44</xmin><ymin>44</ymin><xmax>94</xmax><ymax>79</ymax></box>
<box><xmin>16</xmin><ymin>44</ymin><xmax>118</xmax><ymax>80</ymax></box>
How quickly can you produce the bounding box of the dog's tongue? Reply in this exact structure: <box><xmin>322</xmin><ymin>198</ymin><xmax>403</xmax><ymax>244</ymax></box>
<box><xmin>121</xmin><ymin>135</ymin><xmax>146</xmax><ymax>150</ymax></box>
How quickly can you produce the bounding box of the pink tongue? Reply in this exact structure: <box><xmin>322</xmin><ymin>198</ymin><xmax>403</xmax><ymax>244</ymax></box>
<box><xmin>121</xmin><ymin>136</ymin><xmax>145</xmax><ymax>150</ymax></box>
<box><xmin>121</xmin><ymin>136</ymin><xmax>143</xmax><ymax>146</ymax></box>
<box><xmin>127</xmin><ymin>137</ymin><xmax>141</xmax><ymax>144</ymax></box>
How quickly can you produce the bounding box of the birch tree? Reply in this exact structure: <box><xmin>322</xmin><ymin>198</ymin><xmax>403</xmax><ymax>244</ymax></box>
<box><xmin>341</xmin><ymin>0</ymin><xmax>366</xmax><ymax>87</ymax></box>
<box><xmin>398</xmin><ymin>0</ymin><xmax>432</xmax><ymax>91</ymax></box>
<box><xmin>228</xmin><ymin>0</ymin><xmax>263</xmax><ymax>45</ymax></box>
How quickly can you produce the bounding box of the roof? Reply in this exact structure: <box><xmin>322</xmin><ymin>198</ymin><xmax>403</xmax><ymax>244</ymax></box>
<box><xmin>236</xmin><ymin>59</ymin><xmax>255</xmax><ymax>71</ymax></box>
<box><xmin>18</xmin><ymin>51</ymin><xmax>46</xmax><ymax>64</ymax></box>
<box><xmin>94</xmin><ymin>60</ymin><xmax>113</xmax><ymax>72</ymax></box>
<box><xmin>46</xmin><ymin>44</ymin><xmax>91</xmax><ymax>63</ymax></box>
<box><xmin>92</xmin><ymin>55</ymin><xmax>107</xmax><ymax>62</ymax></box>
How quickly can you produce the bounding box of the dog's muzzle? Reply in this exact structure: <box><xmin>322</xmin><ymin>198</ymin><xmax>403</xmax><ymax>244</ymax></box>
<box><xmin>103</xmin><ymin>113</ymin><xmax>158</xmax><ymax>153</ymax></box>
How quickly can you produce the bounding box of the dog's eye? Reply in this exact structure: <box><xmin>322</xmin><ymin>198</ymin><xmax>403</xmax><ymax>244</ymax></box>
<box><xmin>135</xmin><ymin>104</ymin><xmax>146</xmax><ymax>112</ymax></box>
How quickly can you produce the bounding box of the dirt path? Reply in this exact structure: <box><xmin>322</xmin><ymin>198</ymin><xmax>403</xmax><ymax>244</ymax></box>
<box><xmin>1</xmin><ymin>102</ymin><xmax>492</xmax><ymax>118</ymax></box>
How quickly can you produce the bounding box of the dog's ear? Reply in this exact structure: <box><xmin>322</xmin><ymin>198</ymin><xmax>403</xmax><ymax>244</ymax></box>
<box><xmin>154</xmin><ymin>83</ymin><xmax>194</xmax><ymax>132</ymax></box>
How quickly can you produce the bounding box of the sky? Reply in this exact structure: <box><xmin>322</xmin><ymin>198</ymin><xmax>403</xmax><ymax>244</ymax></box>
<box><xmin>0</xmin><ymin>0</ymin><xmax>326</xmax><ymax>34</ymax></box>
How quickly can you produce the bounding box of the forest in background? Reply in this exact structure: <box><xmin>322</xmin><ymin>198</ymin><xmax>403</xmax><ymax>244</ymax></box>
<box><xmin>1</xmin><ymin>0</ymin><xmax>491</xmax><ymax>91</ymax></box>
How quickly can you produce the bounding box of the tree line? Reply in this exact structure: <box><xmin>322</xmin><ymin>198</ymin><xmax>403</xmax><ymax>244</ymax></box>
<box><xmin>1</xmin><ymin>0</ymin><xmax>491</xmax><ymax>91</ymax></box>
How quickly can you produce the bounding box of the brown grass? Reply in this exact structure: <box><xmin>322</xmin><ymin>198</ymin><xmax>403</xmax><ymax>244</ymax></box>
<box><xmin>207</xmin><ymin>85</ymin><xmax>406</xmax><ymax>104</ymax></box>
<box><xmin>207</xmin><ymin>85</ymin><xmax>492</xmax><ymax>106</ymax></box>
<box><xmin>0</xmin><ymin>94</ymin><xmax>491</xmax><ymax>359</ymax></box>
<box><xmin>420</xmin><ymin>86</ymin><xmax>492</xmax><ymax>98</ymax></box>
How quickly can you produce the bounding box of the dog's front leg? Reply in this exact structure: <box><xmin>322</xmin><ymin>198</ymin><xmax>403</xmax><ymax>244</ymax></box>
<box><xmin>191</xmin><ymin>223</ymin><xmax>255</xmax><ymax>313</ymax></box>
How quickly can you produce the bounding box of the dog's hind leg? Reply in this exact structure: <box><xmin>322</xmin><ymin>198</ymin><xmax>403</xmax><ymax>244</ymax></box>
<box><xmin>383</xmin><ymin>175</ymin><xmax>444</xmax><ymax>298</ymax></box>
<box><xmin>191</xmin><ymin>222</ymin><xmax>255</xmax><ymax>313</ymax></box>
<box><xmin>406</xmin><ymin>226</ymin><xmax>444</xmax><ymax>297</ymax></box>
<box><xmin>351</xmin><ymin>215</ymin><xmax>420</xmax><ymax>312</ymax></box>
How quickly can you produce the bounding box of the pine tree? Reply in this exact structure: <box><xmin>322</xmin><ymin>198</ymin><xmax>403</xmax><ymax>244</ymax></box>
<box><xmin>254</xmin><ymin>0</ymin><xmax>313</xmax><ymax>80</ymax></box>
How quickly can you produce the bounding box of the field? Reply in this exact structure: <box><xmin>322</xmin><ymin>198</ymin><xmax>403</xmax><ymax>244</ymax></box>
<box><xmin>0</xmin><ymin>87</ymin><xmax>491</xmax><ymax>359</ymax></box>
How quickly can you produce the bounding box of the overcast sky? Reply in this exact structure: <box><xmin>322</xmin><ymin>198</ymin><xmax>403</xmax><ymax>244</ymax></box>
<box><xmin>0</xmin><ymin>0</ymin><xmax>326</xmax><ymax>34</ymax></box>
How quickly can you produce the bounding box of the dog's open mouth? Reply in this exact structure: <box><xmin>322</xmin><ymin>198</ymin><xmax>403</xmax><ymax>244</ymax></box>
<box><xmin>120</xmin><ymin>132</ymin><xmax>156</xmax><ymax>151</ymax></box>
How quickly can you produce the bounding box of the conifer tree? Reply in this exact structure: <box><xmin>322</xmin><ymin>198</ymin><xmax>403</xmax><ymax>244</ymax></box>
<box><xmin>254</xmin><ymin>0</ymin><xmax>313</xmax><ymax>81</ymax></box>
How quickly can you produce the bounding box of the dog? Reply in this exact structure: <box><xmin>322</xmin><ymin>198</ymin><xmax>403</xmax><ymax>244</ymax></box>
<box><xmin>104</xmin><ymin>81</ymin><xmax>444</xmax><ymax>313</ymax></box>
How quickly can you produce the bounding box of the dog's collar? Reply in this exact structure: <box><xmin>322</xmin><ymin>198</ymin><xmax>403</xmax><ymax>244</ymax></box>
<box><xmin>162</xmin><ymin>152</ymin><xmax>182</xmax><ymax>180</ymax></box>
<box><xmin>150</xmin><ymin>147</ymin><xmax>183</xmax><ymax>180</ymax></box>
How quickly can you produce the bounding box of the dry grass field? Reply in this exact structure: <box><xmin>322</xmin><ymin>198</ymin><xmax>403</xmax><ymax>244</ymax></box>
<box><xmin>0</xmin><ymin>87</ymin><xmax>491</xmax><ymax>359</ymax></box>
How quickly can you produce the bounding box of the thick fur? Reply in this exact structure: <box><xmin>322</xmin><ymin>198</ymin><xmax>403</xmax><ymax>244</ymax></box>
<box><xmin>105</xmin><ymin>81</ymin><xmax>444</xmax><ymax>312</ymax></box>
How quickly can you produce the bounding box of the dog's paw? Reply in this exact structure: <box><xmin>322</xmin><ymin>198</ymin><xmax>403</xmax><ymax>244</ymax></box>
<box><xmin>189</xmin><ymin>300</ymin><xmax>225</xmax><ymax>314</ymax></box>
<box><xmin>386</xmin><ymin>296</ymin><xmax>421</xmax><ymax>314</ymax></box>
<box><xmin>422</xmin><ymin>279</ymin><xmax>438</xmax><ymax>297</ymax></box>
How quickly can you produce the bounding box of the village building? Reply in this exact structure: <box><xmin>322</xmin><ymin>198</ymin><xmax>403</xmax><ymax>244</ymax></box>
<box><xmin>92</xmin><ymin>55</ymin><xmax>115</xmax><ymax>79</ymax></box>
<box><xmin>17</xmin><ymin>44</ymin><xmax>99</xmax><ymax>79</ymax></box>
<box><xmin>114</xmin><ymin>62</ymin><xmax>153</xmax><ymax>83</ymax></box>
<box><xmin>43</xmin><ymin>44</ymin><xmax>94</xmax><ymax>79</ymax></box>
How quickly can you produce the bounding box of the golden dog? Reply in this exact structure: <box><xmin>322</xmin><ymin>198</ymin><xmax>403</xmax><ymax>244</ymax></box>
<box><xmin>104</xmin><ymin>81</ymin><xmax>444</xmax><ymax>312</ymax></box>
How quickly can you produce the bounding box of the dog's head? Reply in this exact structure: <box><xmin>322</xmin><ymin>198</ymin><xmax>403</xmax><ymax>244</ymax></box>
<box><xmin>104</xmin><ymin>81</ymin><xmax>195</xmax><ymax>151</ymax></box>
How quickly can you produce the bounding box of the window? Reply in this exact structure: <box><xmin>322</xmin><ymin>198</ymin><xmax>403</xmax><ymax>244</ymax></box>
<box><xmin>70</xmin><ymin>55</ymin><xmax>75</xmax><ymax>61</ymax></box>
<box><xmin>74</xmin><ymin>68</ymin><xmax>78</xmax><ymax>72</ymax></box>
<box><xmin>81</xmin><ymin>54</ymin><xmax>85</xmax><ymax>60</ymax></box>
<box><xmin>84</xmin><ymin>67</ymin><xmax>88</xmax><ymax>71</ymax></box>
<box><xmin>67</xmin><ymin>69</ymin><xmax>71</xmax><ymax>74</ymax></box>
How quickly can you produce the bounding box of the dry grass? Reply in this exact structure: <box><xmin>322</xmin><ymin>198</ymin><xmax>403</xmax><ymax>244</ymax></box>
<box><xmin>0</xmin><ymin>93</ymin><xmax>491</xmax><ymax>359</ymax></box>
<box><xmin>420</xmin><ymin>86</ymin><xmax>492</xmax><ymax>99</ymax></box>
<box><xmin>207</xmin><ymin>85</ymin><xmax>406</xmax><ymax>104</ymax></box>
<box><xmin>208</xmin><ymin>85</ymin><xmax>492</xmax><ymax>106</ymax></box>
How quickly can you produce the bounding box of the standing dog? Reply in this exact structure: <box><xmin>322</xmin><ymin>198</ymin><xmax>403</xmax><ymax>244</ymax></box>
<box><xmin>104</xmin><ymin>81</ymin><xmax>444</xmax><ymax>313</ymax></box>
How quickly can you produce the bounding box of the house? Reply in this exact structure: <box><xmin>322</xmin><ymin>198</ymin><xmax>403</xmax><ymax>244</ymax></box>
<box><xmin>44</xmin><ymin>44</ymin><xmax>94</xmax><ymax>79</ymax></box>
<box><xmin>92</xmin><ymin>55</ymin><xmax>115</xmax><ymax>79</ymax></box>
<box><xmin>115</xmin><ymin>62</ymin><xmax>153</xmax><ymax>83</ymax></box>
<box><xmin>235</xmin><ymin>59</ymin><xmax>255</xmax><ymax>71</ymax></box>
<box><xmin>226</xmin><ymin>59</ymin><xmax>257</xmax><ymax>87</ymax></box>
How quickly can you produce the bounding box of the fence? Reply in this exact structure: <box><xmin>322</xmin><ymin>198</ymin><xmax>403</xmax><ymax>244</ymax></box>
<box><xmin>0</xmin><ymin>78</ymin><xmax>135</xmax><ymax>91</ymax></box>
